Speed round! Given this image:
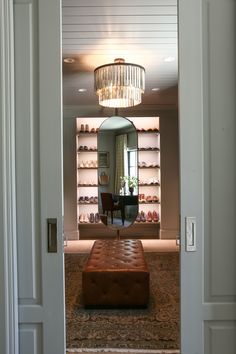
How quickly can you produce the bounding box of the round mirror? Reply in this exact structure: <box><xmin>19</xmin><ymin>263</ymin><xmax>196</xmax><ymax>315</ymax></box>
<box><xmin>97</xmin><ymin>116</ymin><xmax>138</xmax><ymax>230</ymax></box>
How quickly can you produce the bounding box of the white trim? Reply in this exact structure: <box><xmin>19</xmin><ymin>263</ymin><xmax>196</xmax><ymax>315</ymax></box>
<box><xmin>0</xmin><ymin>1</ymin><xmax>19</xmax><ymax>354</ymax></box>
<box><xmin>178</xmin><ymin>0</ymin><xmax>204</xmax><ymax>353</ymax></box>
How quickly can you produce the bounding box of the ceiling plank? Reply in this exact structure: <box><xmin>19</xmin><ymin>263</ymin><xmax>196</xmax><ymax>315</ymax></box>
<box><xmin>62</xmin><ymin>6</ymin><xmax>177</xmax><ymax>16</ymax></box>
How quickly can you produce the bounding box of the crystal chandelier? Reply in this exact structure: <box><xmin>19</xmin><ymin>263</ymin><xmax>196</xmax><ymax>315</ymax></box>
<box><xmin>94</xmin><ymin>58</ymin><xmax>145</xmax><ymax>108</ymax></box>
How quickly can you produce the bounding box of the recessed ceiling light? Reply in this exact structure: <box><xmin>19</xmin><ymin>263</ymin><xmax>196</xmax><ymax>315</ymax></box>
<box><xmin>78</xmin><ymin>88</ymin><xmax>87</xmax><ymax>93</ymax></box>
<box><xmin>152</xmin><ymin>88</ymin><xmax>160</xmax><ymax>92</ymax></box>
<box><xmin>63</xmin><ymin>57</ymin><xmax>75</xmax><ymax>64</ymax></box>
<box><xmin>163</xmin><ymin>56</ymin><xmax>175</xmax><ymax>62</ymax></box>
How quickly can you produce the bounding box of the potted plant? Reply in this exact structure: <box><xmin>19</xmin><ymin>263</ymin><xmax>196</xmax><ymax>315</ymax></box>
<box><xmin>120</xmin><ymin>176</ymin><xmax>138</xmax><ymax>195</ymax></box>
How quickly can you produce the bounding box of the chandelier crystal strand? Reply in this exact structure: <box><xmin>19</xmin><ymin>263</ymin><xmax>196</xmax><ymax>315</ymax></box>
<box><xmin>94</xmin><ymin>58</ymin><xmax>145</xmax><ymax>108</ymax></box>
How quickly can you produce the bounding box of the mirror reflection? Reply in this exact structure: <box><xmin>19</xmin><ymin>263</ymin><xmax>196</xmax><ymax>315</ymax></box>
<box><xmin>97</xmin><ymin>116</ymin><xmax>138</xmax><ymax>229</ymax></box>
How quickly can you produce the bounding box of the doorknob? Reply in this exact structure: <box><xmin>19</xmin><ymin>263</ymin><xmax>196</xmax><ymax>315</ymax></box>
<box><xmin>47</xmin><ymin>218</ymin><xmax>57</xmax><ymax>253</ymax></box>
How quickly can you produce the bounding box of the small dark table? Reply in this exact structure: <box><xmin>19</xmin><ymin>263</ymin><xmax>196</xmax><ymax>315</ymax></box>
<box><xmin>115</xmin><ymin>194</ymin><xmax>138</xmax><ymax>224</ymax></box>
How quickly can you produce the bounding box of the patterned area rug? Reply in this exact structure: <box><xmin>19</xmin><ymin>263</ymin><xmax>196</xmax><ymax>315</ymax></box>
<box><xmin>65</xmin><ymin>252</ymin><xmax>179</xmax><ymax>351</ymax></box>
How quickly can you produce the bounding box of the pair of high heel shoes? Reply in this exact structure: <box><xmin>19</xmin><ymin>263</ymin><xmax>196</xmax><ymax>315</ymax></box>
<box><xmin>78</xmin><ymin>160</ymin><xmax>97</xmax><ymax>168</ymax></box>
<box><xmin>80</xmin><ymin>124</ymin><xmax>98</xmax><ymax>133</ymax></box>
<box><xmin>78</xmin><ymin>196</ymin><xmax>98</xmax><ymax>204</ymax></box>
<box><xmin>139</xmin><ymin>194</ymin><xmax>159</xmax><ymax>203</ymax></box>
<box><xmin>80</xmin><ymin>124</ymin><xmax>89</xmax><ymax>132</ymax></box>
<box><xmin>136</xmin><ymin>210</ymin><xmax>159</xmax><ymax>223</ymax></box>
<box><xmin>79</xmin><ymin>213</ymin><xmax>100</xmax><ymax>223</ymax></box>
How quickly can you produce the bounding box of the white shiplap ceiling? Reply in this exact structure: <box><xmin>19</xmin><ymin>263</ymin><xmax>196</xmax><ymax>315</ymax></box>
<box><xmin>62</xmin><ymin>0</ymin><xmax>178</xmax><ymax>115</ymax></box>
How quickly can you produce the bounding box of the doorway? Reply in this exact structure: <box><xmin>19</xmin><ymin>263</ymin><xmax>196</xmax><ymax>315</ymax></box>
<box><xmin>3</xmin><ymin>0</ymin><xmax>234</xmax><ymax>353</ymax></box>
<box><xmin>62</xmin><ymin>1</ymin><xmax>180</xmax><ymax>351</ymax></box>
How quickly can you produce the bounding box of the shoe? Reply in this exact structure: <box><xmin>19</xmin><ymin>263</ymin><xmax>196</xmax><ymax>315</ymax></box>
<box><xmin>78</xmin><ymin>196</ymin><xmax>84</xmax><ymax>203</ymax></box>
<box><xmin>80</xmin><ymin>214</ymin><xmax>86</xmax><ymax>223</ymax></box>
<box><xmin>138</xmin><ymin>161</ymin><xmax>147</xmax><ymax>167</ymax></box>
<box><xmin>152</xmin><ymin>196</ymin><xmax>159</xmax><ymax>203</ymax></box>
<box><xmin>146</xmin><ymin>195</ymin><xmax>152</xmax><ymax>203</ymax></box>
<box><xmin>153</xmin><ymin>178</ymin><xmax>160</xmax><ymax>185</ymax></box>
<box><xmin>140</xmin><ymin>194</ymin><xmax>146</xmax><ymax>203</ymax></box>
<box><xmin>94</xmin><ymin>196</ymin><xmax>98</xmax><ymax>203</ymax></box>
<box><xmin>90</xmin><ymin>128</ymin><xmax>95</xmax><ymax>133</ymax></box>
<box><xmin>89</xmin><ymin>213</ymin><xmax>95</xmax><ymax>223</ymax></box>
<box><xmin>95</xmin><ymin>213</ymin><xmax>100</xmax><ymax>223</ymax></box>
<box><xmin>85</xmin><ymin>124</ymin><xmax>89</xmax><ymax>132</ymax></box>
<box><xmin>84</xmin><ymin>145</ymin><xmax>88</xmax><ymax>150</ymax></box>
<box><xmin>80</xmin><ymin>124</ymin><xmax>84</xmax><ymax>132</ymax></box>
<box><xmin>153</xmin><ymin>210</ymin><xmax>159</xmax><ymax>222</ymax></box>
<box><xmin>140</xmin><ymin>211</ymin><xmax>146</xmax><ymax>222</ymax></box>
<box><xmin>78</xmin><ymin>145</ymin><xmax>84</xmax><ymax>151</ymax></box>
<box><xmin>147</xmin><ymin>211</ymin><xmax>153</xmax><ymax>222</ymax></box>
<box><xmin>136</xmin><ymin>212</ymin><xmax>141</xmax><ymax>222</ymax></box>
<box><xmin>84</xmin><ymin>214</ymin><xmax>89</xmax><ymax>223</ymax></box>
<box><xmin>84</xmin><ymin>196</ymin><xmax>89</xmax><ymax>203</ymax></box>
<box><xmin>79</xmin><ymin>161</ymin><xmax>84</xmax><ymax>168</ymax></box>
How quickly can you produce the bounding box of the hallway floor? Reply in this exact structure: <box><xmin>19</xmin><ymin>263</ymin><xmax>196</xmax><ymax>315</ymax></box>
<box><xmin>65</xmin><ymin>238</ymin><xmax>180</xmax><ymax>354</ymax></box>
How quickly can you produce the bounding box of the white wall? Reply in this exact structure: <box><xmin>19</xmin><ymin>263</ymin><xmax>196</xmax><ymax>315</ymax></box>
<box><xmin>160</xmin><ymin>110</ymin><xmax>180</xmax><ymax>239</ymax></box>
<box><xmin>63</xmin><ymin>117</ymin><xmax>77</xmax><ymax>237</ymax></box>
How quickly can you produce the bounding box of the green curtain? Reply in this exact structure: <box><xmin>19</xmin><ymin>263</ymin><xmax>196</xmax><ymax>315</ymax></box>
<box><xmin>115</xmin><ymin>134</ymin><xmax>127</xmax><ymax>194</ymax></box>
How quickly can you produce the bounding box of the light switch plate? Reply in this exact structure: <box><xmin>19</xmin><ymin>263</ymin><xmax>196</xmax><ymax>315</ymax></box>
<box><xmin>185</xmin><ymin>216</ymin><xmax>196</xmax><ymax>252</ymax></box>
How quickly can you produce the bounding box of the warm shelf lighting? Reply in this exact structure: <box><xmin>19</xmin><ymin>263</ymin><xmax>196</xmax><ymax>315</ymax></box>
<box><xmin>94</xmin><ymin>58</ymin><xmax>145</xmax><ymax>108</ymax></box>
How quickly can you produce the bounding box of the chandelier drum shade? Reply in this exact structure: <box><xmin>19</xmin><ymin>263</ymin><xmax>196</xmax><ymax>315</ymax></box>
<box><xmin>94</xmin><ymin>58</ymin><xmax>145</xmax><ymax>108</ymax></box>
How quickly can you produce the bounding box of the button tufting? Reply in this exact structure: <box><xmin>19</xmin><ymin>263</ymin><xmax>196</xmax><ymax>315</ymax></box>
<box><xmin>82</xmin><ymin>239</ymin><xmax>149</xmax><ymax>307</ymax></box>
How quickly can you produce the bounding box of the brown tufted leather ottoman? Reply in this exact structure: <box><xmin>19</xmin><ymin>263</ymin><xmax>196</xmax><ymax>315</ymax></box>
<box><xmin>82</xmin><ymin>239</ymin><xmax>149</xmax><ymax>307</ymax></box>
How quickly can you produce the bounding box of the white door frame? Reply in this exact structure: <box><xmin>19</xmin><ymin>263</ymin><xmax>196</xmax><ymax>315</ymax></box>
<box><xmin>1</xmin><ymin>0</ymin><xmax>204</xmax><ymax>352</ymax></box>
<box><xmin>0</xmin><ymin>1</ymin><xmax>19</xmax><ymax>354</ymax></box>
<box><xmin>178</xmin><ymin>0</ymin><xmax>204</xmax><ymax>351</ymax></box>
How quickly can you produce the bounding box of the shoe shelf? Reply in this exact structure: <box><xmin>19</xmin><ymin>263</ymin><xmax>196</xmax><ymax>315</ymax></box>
<box><xmin>77</xmin><ymin>167</ymin><xmax>98</xmax><ymax>170</ymax></box>
<box><xmin>78</xmin><ymin>202</ymin><xmax>98</xmax><ymax>205</ymax></box>
<box><xmin>138</xmin><ymin>165</ymin><xmax>160</xmax><ymax>169</ymax></box>
<box><xmin>135</xmin><ymin>220</ymin><xmax>160</xmax><ymax>224</ymax></box>
<box><xmin>139</xmin><ymin>201</ymin><xmax>160</xmax><ymax>204</ymax></box>
<box><xmin>137</xmin><ymin>120</ymin><xmax>161</xmax><ymax>233</ymax></box>
<box><xmin>77</xmin><ymin>131</ymin><xmax>98</xmax><ymax>136</ymax></box>
<box><xmin>76</xmin><ymin>117</ymin><xmax>161</xmax><ymax>239</ymax></box>
<box><xmin>76</xmin><ymin>119</ymin><xmax>100</xmax><ymax>239</ymax></box>
<box><xmin>139</xmin><ymin>182</ymin><xmax>160</xmax><ymax>186</ymax></box>
<box><xmin>138</xmin><ymin>147</ymin><xmax>160</xmax><ymax>151</ymax></box>
<box><xmin>77</xmin><ymin>150</ymin><xmax>98</xmax><ymax>153</ymax></box>
<box><xmin>78</xmin><ymin>220</ymin><xmax>101</xmax><ymax>224</ymax></box>
<box><xmin>77</xmin><ymin>184</ymin><xmax>98</xmax><ymax>187</ymax></box>
<box><xmin>137</xmin><ymin>129</ymin><xmax>160</xmax><ymax>134</ymax></box>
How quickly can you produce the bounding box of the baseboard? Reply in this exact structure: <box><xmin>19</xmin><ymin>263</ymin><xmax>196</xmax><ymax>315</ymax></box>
<box><xmin>160</xmin><ymin>228</ymin><xmax>179</xmax><ymax>240</ymax></box>
<box><xmin>66</xmin><ymin>349</ymin><xmax>180</xmax><ymax>354</ymax></box>
<box><xmin>65</xmin><ymin>229</ymin><xmax>79</xmax><ymax>240</ymax></box>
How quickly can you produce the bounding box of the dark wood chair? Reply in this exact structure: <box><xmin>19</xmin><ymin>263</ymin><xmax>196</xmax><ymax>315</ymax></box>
<box><xmin>100</xmin><ymin>193</ymin><xmax>123</xmax><ymax>224</ymax></box>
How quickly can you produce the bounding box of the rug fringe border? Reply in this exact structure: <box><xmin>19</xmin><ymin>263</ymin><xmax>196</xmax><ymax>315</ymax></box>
<box><xmin>66</xmin><ymin>349</ymin><xmax>180</xmax><ymax>354</ymax></box>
